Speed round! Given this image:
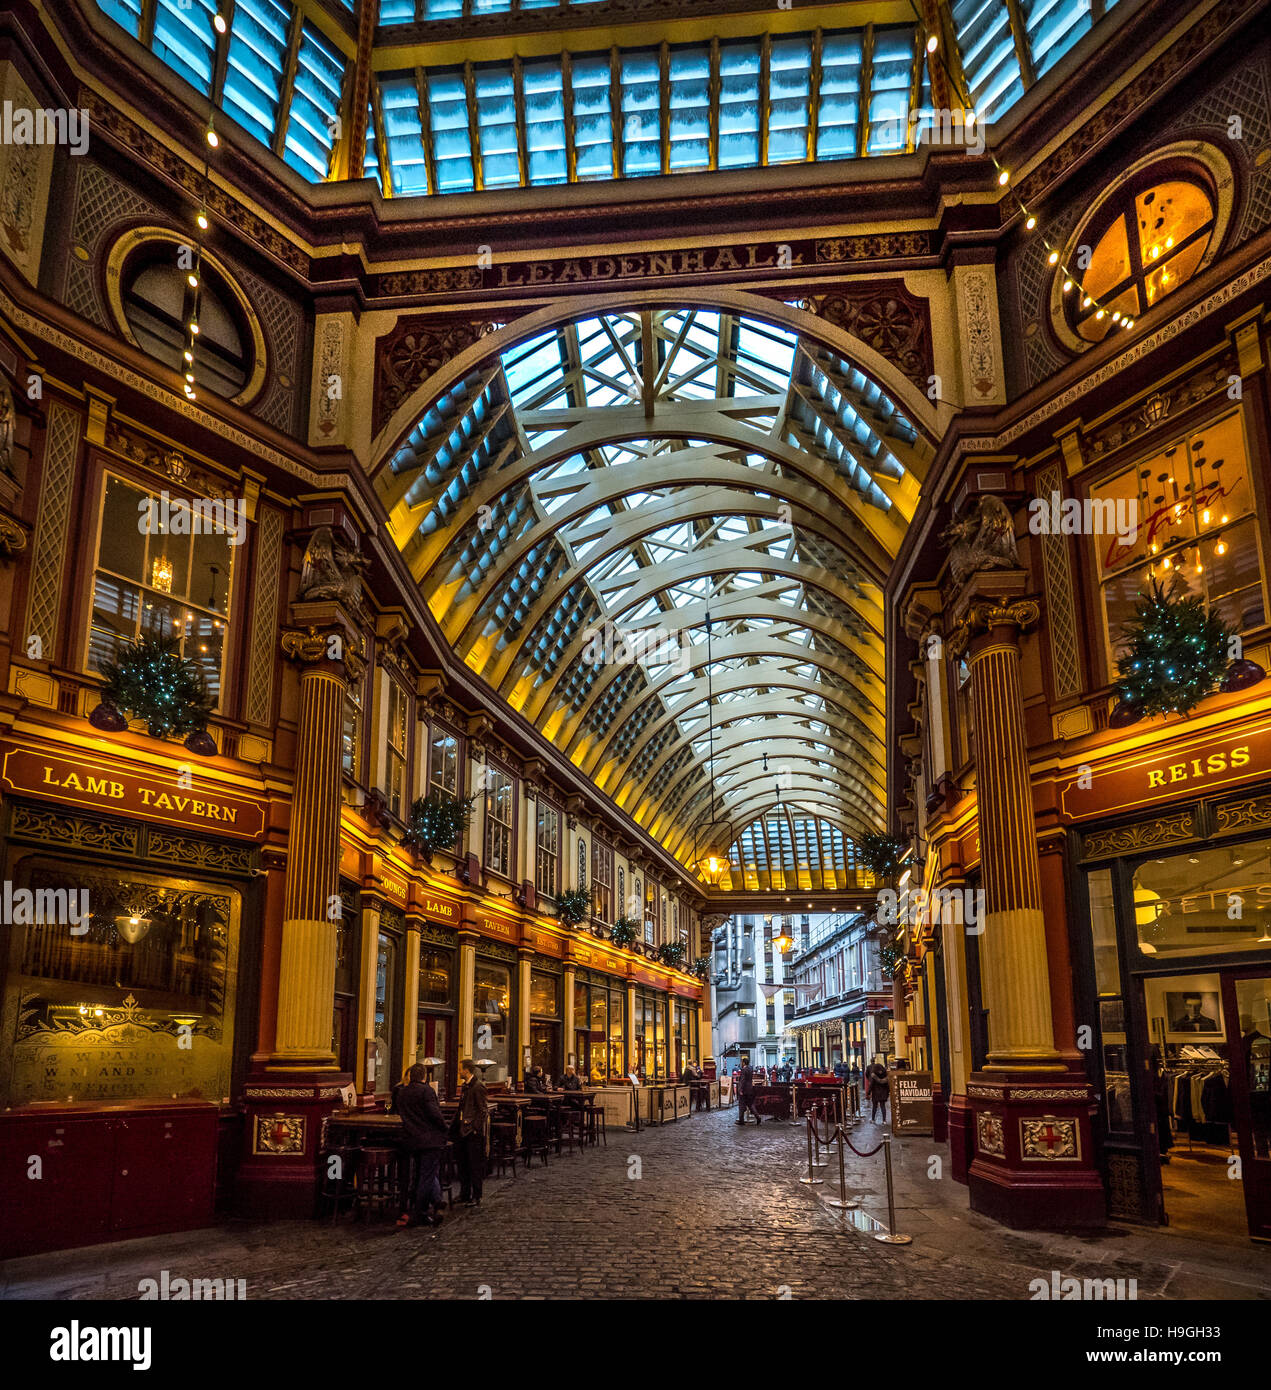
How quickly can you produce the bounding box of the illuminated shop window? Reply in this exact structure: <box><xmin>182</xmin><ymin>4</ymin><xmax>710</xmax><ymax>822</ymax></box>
<box><xmin>536</xmin><ymin>801</ymin><xmax>560</xmax><ymax>898</ymax></box>
<box><xmin>4</xmin><ymin>860</ymin><xmax>240</xmax><ymax>1107</ymax></box>
<box><xmin>1133</xmin><ymin>839</ymin><xmax>1271</xmax><ymax>963</ymax></box>
<box><xmin>473</xmin><ymin>960</ymin><xmax>510</xmax><ymax>1082</ymax></box>
<box><xmin>342</xmin><ymin>665</ymin><xmax>364</xmax><ymax>778</ymax></box>
<box><xmin>385</xmin><ymin>677</ymin><xmax>410</xmax><ymax>818</ymax></box>
<box><xmin>1092</xmin><ymin>410</ymin><xmax>1266</xmax><ymax>669</ymax></box>
<box><xmin>484</xmin><ymin>767</ymin><xmax>514</xmax><ymax>876</ymax></box>
<box><xmin>90</xmin><ymin>474</ymin><xmax>235</xmax><ymax>706</ymax></box>
<box><xmin>429</xmin><ymin>727</ymin><xmax>460</xmax><ymax>795</ymax></box>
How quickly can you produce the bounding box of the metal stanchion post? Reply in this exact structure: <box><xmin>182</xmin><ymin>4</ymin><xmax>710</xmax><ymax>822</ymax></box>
<box><xmin>788</xmin><ymin>1081</ymin><xmax>801</xmax><ymax>1125</ymax></box>
<box><xmin>873</xmin><ymin>1134</ymin><xmax>912</xmax><ymax>1244</ymax></box>
<box><xmin>810</xmin><ymin>1102</ymin><xmax>827</xmax><ymax>1168</ymax></box>
<box><xmin>824</xmin><ymin>1125</ymin><xmax>858</xmax><ymax>1210</ymax></box>
<box><xmin>798</xmin><ymin>1114</ymin><xmax>824</xmax><ymax>1185</ymax></box>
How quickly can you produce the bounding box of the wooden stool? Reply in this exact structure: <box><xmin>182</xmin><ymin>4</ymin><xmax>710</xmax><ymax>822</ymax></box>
<box><xmin>489</xmin><ymin>1121</ymin><xmax>519</xmax><ymax>1178</ymax></box>
<box><xmin>582</xmin><ymin>1102</ymin><xmax>607</xmax><ymax>1148</ymax></box>
<box><xmin>521</xmin><ymin>1112</ymin><xmax>550</xmax><ymax>1167</ymax></box>
<box><xmin>354</xmin><ymin>1146</ymin><xmax>401</xmax><ymax>1222</ymax></box>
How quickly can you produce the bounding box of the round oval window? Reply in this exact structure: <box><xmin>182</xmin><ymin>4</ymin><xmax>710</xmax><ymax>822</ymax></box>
<box><xmin>121</xmin><ymin>249</ymin><xmax>252</xmax><ymax>399</ymax></box>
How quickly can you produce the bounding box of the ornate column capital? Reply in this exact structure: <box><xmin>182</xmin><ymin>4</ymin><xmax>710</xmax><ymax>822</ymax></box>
<box><xmin>948</xmin><ymin>597</ymin><xmax>1040</xmax><ymax>659</ymax></box>
<box><xmin>281</xmin><ymin>616</ymin><xmax>365</xmax><ymax>683</ymax></box>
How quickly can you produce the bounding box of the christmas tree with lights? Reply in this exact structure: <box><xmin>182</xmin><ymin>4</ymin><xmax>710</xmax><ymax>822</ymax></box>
<box><xmin>96</xmin><ymin>634</ymin><xmax>215</xmax><ymax>739</ymax></box>
<box><xmin>1114</xmin><ymin>577</ymin><xmax>1232</xmax><ymax>719</ymax></box>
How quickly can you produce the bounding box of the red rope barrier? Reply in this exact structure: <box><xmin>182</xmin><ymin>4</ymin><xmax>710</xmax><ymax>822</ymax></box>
<box><xmin>841</xmin><ymin>1132</ymin><xmax>884</xmax><ymax>1158</ymax></box>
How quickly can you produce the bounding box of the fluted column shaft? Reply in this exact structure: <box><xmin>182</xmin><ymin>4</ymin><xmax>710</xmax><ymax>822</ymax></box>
<box><xmin>274</xmin><ymin>662</ymin><xmax>346</xmax><ymax>1067</ymax></box>
<box><xmin>963</xmin><ymin>612</ymin><xmax>1062</xmax><ymax>1071</ymax></box>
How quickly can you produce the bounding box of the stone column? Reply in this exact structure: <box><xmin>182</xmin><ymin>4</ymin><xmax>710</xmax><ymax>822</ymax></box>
<box><xmin>356</xmin><ymin>897</ymin><xmax>383</xmax><ymax>1097</ymax></box>
<box><xmin>517</xmin><ymin>948</ymin><xmax>533</xmax><ymax>1083</ymax></box>
<box><xmin>273</xmin><ymin>626</ymin><xmax>359</xmax><ymax>1067</ymax></box>
<box><xmin>402</xmin><ymin>911</ymin><xmax>422</xmax><ymax>1066</ymax></box>
<box><xmin>237</xmin><ymin>608</ymin><xmax>361</xmax><ymax>1219</ymax></box>
<box><xmin>948</xmin><ymin>571</ymin><xmax>1103</xmax><ymax>1228</ymax></box>
<box><xmin>891</xmin><ymin>973</ymin><xmax>908</xmax><ymax>1063</ymax></box>
<box><xmin>563</xmin><ymin>963</ymin><xmax>576</xmax><ymax>1067</ymax></box>
<box><xmin>457</xmin><ymin>930</ymin><xmax>477</xmax><ymax>1088</ymax></box>
<box><xmin>626</xmin><ymin>981</ymin><xmax>637</xmax><ymax>1076</ymax></box>
<box><xmin>949</xmin><ymin>586</ymin><xmax>1059</xmax><ymax>1071</ymax></box>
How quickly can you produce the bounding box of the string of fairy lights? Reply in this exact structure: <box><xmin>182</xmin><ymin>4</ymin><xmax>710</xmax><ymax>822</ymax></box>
<box><xmin>180</xmin><ymin>9</ymin><xmax>231</xmax><ymax>404</ymax></box>
<box><xmin>907</xmin><ymin>3</ymin><xmax>1137</xmax><ymax>334</ymax></box>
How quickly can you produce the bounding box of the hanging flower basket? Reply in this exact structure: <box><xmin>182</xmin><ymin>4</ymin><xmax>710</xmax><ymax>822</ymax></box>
<box><xmin>94</xmin><ymin>634</ymin><xmax>215</xmax><ymax>743</ymax></box>
<box><xmin>401</xmin><ymin>791</ymin><xmax>474</xmax><ymax>857</ymax></box>
<box><xmin>656</xmin><ymin>941</ymin><xmax>687</xmax><ymax>970</ymax></box>
<box><xmin>556</xmin><ymin>887</ymin><xmax>591</xmax><ymax>927</ymax></box>
<box><xmin>609</xmin><ymin>917</ymin><xmax>638</xmax><ymax>948</ymax></box>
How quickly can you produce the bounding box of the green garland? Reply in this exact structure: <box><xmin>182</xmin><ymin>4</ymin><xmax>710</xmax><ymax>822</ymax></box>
<box><xmin>401</xmin><ymin>791</ymin><xmax>474</xmax><ymax>856</ymax></box>
<box><xmin>556</xmin><ymin>887</ymin><xmax>591</xmax><ymax>926</ymax></box>
<box><xmin>1114</xmin><ymin>577</ymin><xmax>1233</xmax><ymax>718</ymax></box>
<box><xmin>97</xmin><ymin>634</ymin><xmax>214</xmax><ymax>739</ymax></box>
<box><xmin>656</xmin><ymin>941</ymin><xmax>687</xmax><ymax>969</ymax></box>
<box><xmin>609</xmin><ymin>917</ymin><xmax>638</xmax><ymax>947</ymax></box>
<box><xmin>691</xmin><ymin>955</ymin><xmax>711</xmax><ymax>981</ymax></box>
<box><xmin>878</xmin><ymin>937</ymin><xmax>900</xmax><ymax>979</ymax></box>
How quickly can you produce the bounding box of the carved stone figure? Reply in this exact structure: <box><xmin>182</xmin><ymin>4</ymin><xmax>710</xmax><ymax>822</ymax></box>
<box><xmin>941</xmin><ymin>494</ymin><xmax>1021</xmax><ymax>586</ymax></box>
<box><xmin>297</xmin><ymin>525</ymin><xmax>366</xmax><ymax>612</ymax></box>
<box><xmin>0</xmin><ymin>379</ymin><xmax>15</xmax><ymax>476</ymax></box>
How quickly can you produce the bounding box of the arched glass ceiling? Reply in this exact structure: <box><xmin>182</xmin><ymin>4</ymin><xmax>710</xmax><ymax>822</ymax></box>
<box><xmin>729</xmin><ymin>810</ymin><xmax>874</xmax><ymax>893</ymax></box>
<box><xmin>375</xmin><ymin>307</ymin><xmax>932</xmax><ymax>885</ymax></box>
<box><xmin>95</xmin><ymin>0</ymin><xmax>1124</xmax><ymax>196</ymax></box>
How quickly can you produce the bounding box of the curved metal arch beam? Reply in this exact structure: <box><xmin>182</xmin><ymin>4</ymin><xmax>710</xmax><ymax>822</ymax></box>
<box><xmin>407</xmin><ymin>409</ymin><xmax>897</xmax><ymax>604</ymax></box>
<box><xmin>432</xmin><ymin>413</ymin><xmax>900</xmax><ymax>648</ymax></box>
<box><xmin>645</xmin><ymin>710</ymin><xmax>887</xmax><ymax>843</ymax></box>
<box><xmin>645</xmin><ymin>730</ymin><xmax>885</xmax><ymax>830</ymax></box>
<box><xmin>370</xmin><ymin>287</ymin><xmax>940</xmax><ymax>488</ymax></box>
<box><xmin>484</xmin><ymin>506</ymin><xmax>876</xmax><ymax>699</ymax></box>
<box><xmin>722</xmin><ymin>805</ymin><xmax>865</xmax><ymax>886</ymax></box>
<box><xmin>553</xmin><ymin>590</ymin><xmax>884</xmax><ymax>745</ymax></box>
<box><xmin>454</xmin><ymin>474</ymin><xmax>869</xmax><ymax>671</ymax></box>
<box><xmin>511</xmin><ymin>553</ymin><xmax>883</xmax><ymax>754</ymax></box>
<box><xmin>589</xmin><ymin>658</ymin><xmax>883</xmax><ymax>804</ymax></box>
<box><xmin>705</xmin><ymin>782</ymin><xmax>880</xmax><ymax>839</ymax></box>
<box><xmin>649</xmin><ymin>769</ymin><xmax>881</xmax><ymax>853</ymax></box>
<box><xmin>598</xmin><ymin>632</ymin><xmax>883</xmax><ymax>793</ymax></box>
<box><xmin>662</xmin><ymin>694</ymin><xmax>887</xmax><ymax>857</ymax></box>
<box><xmin>594</xmin><ymin>668</ymin><xmax>884</xmax><ymax>808</ymax></box>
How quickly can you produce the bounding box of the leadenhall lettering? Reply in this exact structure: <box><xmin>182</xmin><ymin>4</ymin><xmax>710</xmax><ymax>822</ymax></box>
<box><xmin>495</xmin><ymin>245</ymin><xmax>792</xmax><ymax>286</ymax></box>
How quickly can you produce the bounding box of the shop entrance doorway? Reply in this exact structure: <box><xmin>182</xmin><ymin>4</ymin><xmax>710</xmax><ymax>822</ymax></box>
<box><xmin>1139</xmin><ymin>969</ymin><xmax>1249</xmax><ymax>1241</ymax></box>
<box><xmin>1222</xmin><ymin>971</ymin><xmax>1271</xmax><ymax>1240</ymax></box>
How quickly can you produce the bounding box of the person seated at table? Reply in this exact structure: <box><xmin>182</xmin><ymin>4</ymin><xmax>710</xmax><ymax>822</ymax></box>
<box><xmin>392</xmin><ymin>1063</ymin><xmax>448</xmax><ymax>1229</ymax></box>
<box><xmin>524</xmin><ymin>1065</ymin><xmax>548</xmax><ymax>1094</ymax></box>
<box><xmin>560</xmin><ymin>1065</ymin><xmax>583</xmax><ymax>1092</ymax></box>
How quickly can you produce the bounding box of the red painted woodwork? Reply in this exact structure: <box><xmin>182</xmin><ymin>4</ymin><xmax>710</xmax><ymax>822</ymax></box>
<box><xmin>0</xmin><ymin>1099</ymin><xmax>218</xmax><ymax>1258</ymax></box>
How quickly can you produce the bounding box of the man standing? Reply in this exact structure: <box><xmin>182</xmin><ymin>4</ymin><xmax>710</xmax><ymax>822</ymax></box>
<box><xmin>735</xmin><ymin>1055</ymin><xmax>760</xmax><ymax>1125</ymax></box>
<box><xmin>455</xmin><ymin>1058</ymin><xmax>490</xmax><ymax>1207</ymax></box>
<box><xmin>865</xmin><ymin>1055</ymin><xmax>890</xmax><ymax>1125</ymax></box>
<box><xmin>392</xmin><ymin>1063</ymin><xmax>448</xmax><ymax>1228</ymax></box>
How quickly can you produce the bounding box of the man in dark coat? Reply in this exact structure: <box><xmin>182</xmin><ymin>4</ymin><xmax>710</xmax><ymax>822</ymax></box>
<box><xmin>454</xmin><ymin>1058</ymin><xmax>490</xmax><ymax>1207</ymax></box>
<box><xmin>865</xmin><ymin>1056</ymin><xmax>890</xmax><ymax>1124</ymax></box>
<box><xmin>735</xmin><ymin>1056</ymin><xmax>761</xmax><ymax>1125</ymax></box>
<box><xmin>392</xmin><ymin>1063</ymin><xmax>448</xmax><ymax>1228</ymax></box>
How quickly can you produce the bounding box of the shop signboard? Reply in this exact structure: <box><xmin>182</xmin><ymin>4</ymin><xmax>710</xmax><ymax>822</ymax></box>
<box><xmin>892</xmin><ymin>1070</ymin><xmax>934</xmax><ymax>1136</ymax></box>
<box><xmin>1059</xmin><ymin>717</ymin><xmax>1271</xmax><ymax>820</ymax></box>
<box><xmin>2</xmin><ymin>746</ymin><xmax>265</xmax><ymax>839</ymax></box>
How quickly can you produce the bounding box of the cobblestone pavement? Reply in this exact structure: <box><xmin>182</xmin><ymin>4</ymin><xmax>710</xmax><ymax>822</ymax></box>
<box><xmin>3</xmin><ymin>1108</ymin><xmax>1269</xmax><ymax>1300</ymax></box>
